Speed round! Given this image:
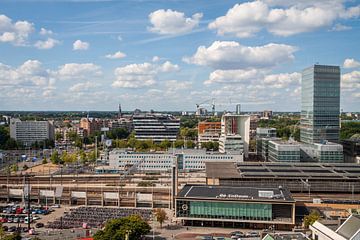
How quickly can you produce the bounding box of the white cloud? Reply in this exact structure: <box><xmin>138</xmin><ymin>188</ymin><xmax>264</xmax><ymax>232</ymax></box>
<box><xmin>0</xmin><ymin>14</ymin><xmax>34</xmax><ymax>45</ymax></box>
<box><xmin>105</xmin><ymin>51</ymin><xmax>126</xmax><ymax>59</ymax></box>
<box><xmin>69</xmin><ymin>81</ymin><xmax>100</xmax><ymax>92</ymax></box>
<box><xmin>159</xmin><ymin>61</ymin><xmax>180</xmax><ymax>72</ymax></box>
<box><xmin>205</xmin><ymin>69</ymin><xmax>263</xmax><ymax>85</ymax></box>
<box><xmin>112</xmin><ymin>61</ymin><xmax>179</xmax><ymax>88</ymax></box>
<box><xmin>208</xmin><ymin>1</ymin><xmax>360</xmax><ymax>37</ymax></box>
<box><xmin>34</xmin><ymin>38</ymin><xmax>60</xmax><ymax>49</ymax></box>
<box><xmin>148</xmin><ymin>9</ymin><xmax>203</xmax><ymax>35</ymax></box>
<box><xmin>343</xmin><ymin>58</ymin><xmax>360</xmax><ymax>69</ymax></box>
<box><xmin>184</xmin><ymin>41</ymin><xmax>297</xmax><ymax>70</ymax></box>
<box><xmin>165</xmin><ymin>80</ymin><xmax>192</xmax><ymax>91</ymax></box>
<box><xmin>263</xmin><ymin>72</ymin><xmax>301</xmax><ymax>88</ymax></box>
<box><xmin>152</xmin><ymin>56</ymin><xmax>160</xmax><ymax>62</ymax></box>
<box><xmin>342</xmin><ymin>71</ymin><xmax>360</xmax><ymax>90</ymax></box>
<box><xmin>56</xmin><ymin>63</ymin><xmax>102</xmax><ymax>80</ymax></box>
<box><xmin>330</xmin><ymin>23</ymin><xmax>352</xmax><ymax>31</ymax></box>
<box><xmin>39</xmin><ymin>27</ymin><xmax>53</xmax><ymax>35</ymax></box>
<box><xmin>73</xmin><ymin>39</ymin><xmax>89</xmax><ymax>50</ymax></box>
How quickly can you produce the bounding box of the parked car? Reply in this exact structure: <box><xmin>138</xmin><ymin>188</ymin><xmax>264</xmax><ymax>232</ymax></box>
<box><xmin>8</xmin><ymin>226</ymin><xmax>17</xmax><ymax>232</ymax></box>
<box><xmin>246</xmin><ymin>231</ymin><xmax>260</xmax><ymax>238</ymax></box>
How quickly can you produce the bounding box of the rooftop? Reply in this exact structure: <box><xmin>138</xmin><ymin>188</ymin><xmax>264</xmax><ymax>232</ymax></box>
<box><xmin>205</xmin><ymin>162</ymin><xmax>360</xmax><ymax>180</ymax></box>
<box><xmin>263</xmin><ymin>232</ymin><xmax>309</xmax><ymax>240</ymax></box>
<box><xmin>177</xmin><ymin>184</ymin><xmax>294</xmax><ymax>202</ymax></box>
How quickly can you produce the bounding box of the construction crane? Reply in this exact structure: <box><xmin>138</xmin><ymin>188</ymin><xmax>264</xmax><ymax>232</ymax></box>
<box><xmin>195</xmin><ymin>98</ymin><xmax>215</xmax><ymax>116</ymax></box>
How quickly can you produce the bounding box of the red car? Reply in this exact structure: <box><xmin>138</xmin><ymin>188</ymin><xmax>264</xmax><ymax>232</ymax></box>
<box><xmin>0</xmin><ymin>218</ymin><xmax>7</xmax><ymax>223</ymax></box>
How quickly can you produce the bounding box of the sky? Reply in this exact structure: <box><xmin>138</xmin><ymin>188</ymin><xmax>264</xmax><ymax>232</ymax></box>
<box><xmin>0</xmin><ymin>0</ymin><xmax>359</xmax><ymax>112</ymax></box>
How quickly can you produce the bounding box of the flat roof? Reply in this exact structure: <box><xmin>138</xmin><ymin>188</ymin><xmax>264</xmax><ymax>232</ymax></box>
<box><xmin>177</xmin><ymin>184</ymin><xmax>294</xmax><ymax>202</ymax></box>
<box><xmin>205</xmin><ymin>162</ymin><xmax>360</xmax><ymax>180</ymax></box>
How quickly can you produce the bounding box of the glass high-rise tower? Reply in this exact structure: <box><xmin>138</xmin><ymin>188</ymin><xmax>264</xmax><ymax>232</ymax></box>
<box><xmin>300</xmin><ymin>65</ymin><xmax>340</xmax><ymax>144</ymax></box>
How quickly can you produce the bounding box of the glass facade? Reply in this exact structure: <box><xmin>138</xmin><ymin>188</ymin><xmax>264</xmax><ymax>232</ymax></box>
<box><xmin>300</xmin><ymin>65</ymin><xmax>340</xmax><ymax>144</ymax></box>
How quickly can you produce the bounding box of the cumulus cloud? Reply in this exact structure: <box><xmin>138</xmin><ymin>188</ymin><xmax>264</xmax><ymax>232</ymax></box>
<box><xmin>343</xmin><ymin>58</ymin><xmax>360</xmax><ymax>69</ymax></box>
<box><xmin>39</xmin><ymin>27</ymin><xmax>53</xmax><ymax>35</ymax></box>
<box><xmin>148</xmin><ymin>9</ymin><xmax>203</xmax><ymax>35</ymax></box>
<box><xmin>69</xmin><ymin>81</ymin><xmax>100</xmax><ymax>92</ymax></box>
<box><xmin>205</xmin><ymin>69</ymin><xmax>263</xmax><ymax>85</ymax></box>
<box><xmin>342</xmin><ymin>71</ymin><xmax>360</xmax><ymax>91</ymax></box>
<box><xmin>184</xmin><ymin>41</ymin><xmax>297</xmax><ymax>70</ymax></box>
<box><xmin>263</xmin><ymin>72</ymin><xmax>301</xmax><ymax>88</ymax></box>
<box><xmin>34</xmin><ymin>38</ymin><xmax>60</xmax><ymax>49</ymax></box>
<box><xmin>73</xmin><ymin>39</ymin><xmax>89</xmax><ymax>50</ymax></box>
<box><xmin>0</xmin><ymin>14</ymin><xmax>34</xmax><ymax>45</ymax></box>
<box><xmin>56</xmin><ymin>63</ymin><xmax>102</xmax><ymax>80</ymax></box>
<box><xmin>208</xmin><ymin>1</ymin><xmax>360</xmax><ymax>37</ymax></box>
<box><xmin>152</xmin><ymin>56</ymin><xmax>160</xmax><ymax>62</ymax></box>
<box><xmin>112</xmin><ymin>61</ymin><xmax>179</xmax><ymax>88</ymax></box>
<box><xmin>105</xmin><ymin>51</ymin><xmax>126</xmax><ymax>59</ymax></box>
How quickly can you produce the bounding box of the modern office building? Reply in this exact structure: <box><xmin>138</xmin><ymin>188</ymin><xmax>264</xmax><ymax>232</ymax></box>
<box><xmin>175</xmin><ymin>184</ymin><xmax>295</xmax><ymax>230</ymax></box>
<box><xmin>219</xmin><ymin>114</ymin><xmax>250</xmax><ymax>157</ymax></box>
<box><xmin>108</xmin><ymin>149</ymin><xmax>243</xmax><ymax>172</ymax></box>
<box><xmin>256</xmin><ymin>137</ymin><xmax>281</xmax><ymax>161</ymax></box>
<box><xmin>219</xmin><ymin>134</ymin><xmax>244</xmax><ymax>154</ymax></box>
<box><xmin>197</xmin><ymin>121</ymin><xmax>221</xmax><ymax>147</ymax></box>
<box><xmin>301</xmin><ymin>142</ymin><xmax>343</xmax><ymax>163</ymax></box>
<box><xmin>300</xmin><ymin>65</ymin><xmax>341</xmax><ymax>144</ymax></box>
<box><xmin>268</xmin><ymin>140</ymin><xmax>301</xmax><ymax>162</ymax></box>
<box><xmin>132</xmin><ymin>113</ymin><xmax>180</xmax><ymax>142</ymax></box>
<box><xmin>10</xmin><ymin>118</ymin><xmax>55</xmax><ymax>146</ymax></box>
<box><xmin>257</xmin><ymin>128</ymin><xmax>277</xmax><ymax>138</ymax></box>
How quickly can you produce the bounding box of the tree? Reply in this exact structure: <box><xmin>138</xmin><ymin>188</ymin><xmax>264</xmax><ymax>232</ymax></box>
<box><xmin>303</xmin><ymin>210</ymin><xmax>321</xmax><ymax>228</ymax></box>
<box><xmin>93</xmin><ymin>215</ymin><xmax>151</xmax><ymax>240</ymax></box>
<box><xmin>42</xmin><ymin>157</ymin><xmax>48</xmax><ymax>164</ymax></box>
<box><xmin>79</xmin><ymin>150</ymin><xmax>87</xmax><ymax>164</ymax></box>
<box><xmin>3</xmin><ymin>232</ymin><xmax>21</xmax><ymax>240</ymax></box>
<box><xmin>186</xmin><ymin>140</ymin><xmax>196</xmax><ymax>149</ymax></box>
<box><xmin>159</xmin><ymin>139</ymin><xmax>171</xmax><ymax>150</ymax></box>
<box><xmin>50</xmin><ymin>151</ymin><xmax>61</xmax><ymax>164</ymax></box>
<box><xmin>87</xmin><ymin>150</ymin><xmax>98</xmax><ymax>163</ymax></box>
<box><xmin>0</xmin><ymin>223</ymin><xmax>5</xmax><ymax>240</ymax></box>
<box><xmin>154</xmin><ymin>208</ymin><xmax>167</xmax><ymax>229</ymax></box>
<box><xmin>55</xmin><ymin>132</ymin><xmax>63</xmax><ymax>141</ymax></box>
<box><xmin>11</xmin><ymin>164</ymin><xmax>18</xmax><ymax>173</ymax></box>
<box><xmin>174</xmin><ymin>140</ymin><xmax>184</xmax><ymax>148</ymax></box>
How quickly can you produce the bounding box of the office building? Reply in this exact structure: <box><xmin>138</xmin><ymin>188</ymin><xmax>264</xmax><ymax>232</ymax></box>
<box><xmin>300</xmin><ymin>65</ymin><xmax>341</xmax><ymax>144</ymax></box>
<box><xmin>219</xmin><ymin>114</ymin><xmax>250</xmax><ymax>157</ymax></box>
<box><xmin>249</xmin><ymin>115</ymin><xmax>259</xmax><ymax>141</ymax></box>
<box><xmin>132</xmin><ymin>113</ymin><xmax>180</xmax><ymax>142</ymax></box>
<box><xmin>108</xmin><ymin>149</ymin><xmax>243</xmax><ymax>172</ymax></box>
<box><xmin>79</xmin><ymin>118</ymin><xmax>103</xmax><ymax>136</ymax></box>
<box><xmin>256</xmin><ymin>137</ymin><xmax>281</xmax><ymax>161</ymax></box>
<box><xmin>301</xmin><ymin>142</ymin><xmax>343</xmax><ymax>163</ymax></box>
<box><xmin>197</xmin><ymin>121</ymin><xmax>221</xmax><ymax>147</ymax></box>
<box><xmin>10</xmin><ymin>118</ymin><xmax>55</xmax><ymax>146</ymax></box>
<box><xmin>176</xmin><ymin>184</ymin><xmax>295</xmax><ymax>230</ymax></box>
<box><xmin>268</xmin><ymin>140</ymin><xmax>300</xmax><ymax>162</ymax></box>
<box><xmin>256</xmin><ymin>128</ymin><xmax>277</xmax><ymax>138</ymax></box>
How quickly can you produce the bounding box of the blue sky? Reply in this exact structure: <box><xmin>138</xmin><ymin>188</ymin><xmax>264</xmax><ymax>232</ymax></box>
<box><xmin>0</xmin><ymin>0</ymin><xmax>359</xmax><ymax>112</ymax></box>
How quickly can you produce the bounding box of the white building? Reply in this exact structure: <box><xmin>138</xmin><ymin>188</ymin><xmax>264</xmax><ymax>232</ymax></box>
<box><xmin>310</xmin><ymin>214</ymin><xmax>360</xmax><ymax>240</ymax></box>
<box><xmin>301</xmin><ymin>141</ymin><xmax>343</xmax><ymax>163</ymax></box>
<box><xmin>219</xmin><ymin>134</ymin><xmax>244</xmax><ymax>154</ymax></box>
<box><xmin>219</xmin><ymin>114</ymin><xmax>250</xmax><ymax>157</ymax></box>
<box><xmin>268</xmin><ymin>140</ymin><xmax>301</xmax><ymax>162</ymax></box>
<box><xmin>108</xmin><ymin>148</ymin><xmax>243</xmax><ymax>172</ymax></box>
<box><xmin>10</xmin><ymin>118</ymin><xmax>55</xmax><ymax>146</ymax></box>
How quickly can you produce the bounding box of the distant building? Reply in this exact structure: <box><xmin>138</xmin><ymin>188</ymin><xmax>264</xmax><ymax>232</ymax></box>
<box><xmin>79</xmin><ymin>118</ymin><xmax>102</xmax><ymax>136</ymax></box>
<box><xmin>310</xmin><ymin>214</ymin><xmax>360</xmax><ymax>240</ymax></box>
<box><xmin>301</xmin><ymin>141</ymin><xmax>343</xmax><ymax>163</ymax></box>
<box><xmin>341</xmin><ymin>139</ymin><xmax>360</xmax><ymax>163</ymax></box>
<box><xmin>197</xmin><ymin>121</ymin><xmax>221</xmax><ymax>147</ymax></box>
<box><xmin>250</xmin><ymin>115</ymin><xmax>259</xmax><ymax>140</ymax></box>
<box><xmin>268</xmin><ymin>140</ymin><xmax>300</xmax><ymax>162</ymax></box>
<box><xmin>300</xmin><ymin>65</ymin><xmax>340</xmax><ymax>144</ymax></box>
<box><xmin>109</xmin><ymin>118</ymin><xmax>132</xmax><ymax>132</ymax></box>
<box><xmin>219</xmin><ymin>114</ymin><xmax>250</xmax><ymax>157</ymax></box>
<box><xmin>256</xmin><ymin>128</ymin><xmax>277</xmax><ymax>138</ymax></box>
<box><xmin>108</xmin><ymin>149</ymin><xmax>243</xmax><ymax>172</ymax></box>
<box><xmin>10</xmin><ymin>118</ymin><xmax>55</xmax><ymax>146</ymax></box>
<box><xmin>262</xmin><ymin>110</ymin><xmax>273</xmax><ymax>119</ymax></box>
<box><xmin>132</xmin><ymin>113</ymin><xmax>180</xmax><ymax>142</ymax></box>
<box><xmin>196</xmin><ymin>107</ymin><xmax>207</xmax><ymax>116</ymax></box>
<box><xmin>236</xmin><ymin>104</ymin><xmax>241</xmax><ymax>114</ymax></box>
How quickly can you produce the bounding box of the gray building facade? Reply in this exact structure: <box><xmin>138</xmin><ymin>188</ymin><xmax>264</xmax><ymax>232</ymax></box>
<box><xmin>300</xmin><ymin>65</ymin><xmax>340</xmax><ymax>144</ymax></box>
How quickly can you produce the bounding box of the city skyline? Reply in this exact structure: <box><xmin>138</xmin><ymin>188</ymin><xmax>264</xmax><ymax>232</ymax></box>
<box><xmin>1</xmin><ymin>0</ymin><xmax>360</xmax><ymax>111</ymax></box>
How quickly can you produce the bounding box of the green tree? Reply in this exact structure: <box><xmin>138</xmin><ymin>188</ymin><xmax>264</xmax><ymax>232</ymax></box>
<box><xmin>186</xmin><ymin>140</ymin><xmax>196</xmax><ymax>149</ymax></box>
<box><xmin>154</xmin><ymin>208</ymin><xmax>167</xmax><ymax>229</ymax></box>
<box><xmin>55</xmin><ymin>132</ymin><xmax>63</xmax><ymax>141</ymax></box>
<box><xmin>159</xmin><ymin>139</ymin><xmax>171</xmax><ymax>150</ymax></box>
<box><xmin>303</xmin><ymin>210</ymin><xmax>321</xmax><ymax>228</ymax></box>
<box><xmin>174</xmin><ymin>140</ymin><xmax>184</xmax><ymax>148</ymax></box>
<box><xmin>42</xmin><ymin>157</ymin><xmax>48</xmax><ymax>164</ymax></box>
<box><xmin>87</xmin><ymin>150</ymin><xmax>98</xmax><ymax>163</ymax></box>
<box><xmin>93</xmin><ymin>215</ymin><xmax>151</xmax><ymax>240</ymax></box>
<box><xmin>0</xmin><ymin>222</ymin><xmax>5</xmax><ymax>240</ymax></box>
<box><xmin>11</xmin><ymin>164</ymin><xmax>18</xmax><ymax>173</ymax></box>
<box><xmin>50</xmin><ymin>151</ymin><xmax>61</xmax><ymax>164</ymax></box>
<box><xmin>3</xmin><ymin>231</ymin><xmax>21</xmax><ymax>240</ymax></box>
<box><xmin>79</xmin><ymin>150</ymin><xmax>87</xmax><ymax>164</ymax></box>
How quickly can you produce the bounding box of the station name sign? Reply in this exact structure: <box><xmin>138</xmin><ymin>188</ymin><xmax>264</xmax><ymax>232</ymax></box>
<box><xmin>216</xmin><ymin>194</ymin><xmax>249</xmax><ymax>199</ymax></box>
